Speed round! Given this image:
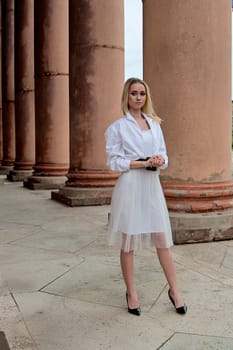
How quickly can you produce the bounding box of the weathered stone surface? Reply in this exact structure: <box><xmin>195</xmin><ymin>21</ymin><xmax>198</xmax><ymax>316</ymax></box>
<box><xmin>7</xmin><ymin>170</ymin><xmax>33</xmax><ymax>182</ymax></box>
<box><xmin>170</xmin><ymin>209</ymin><xmax>233</xmax><ymax>244</ymax></box>
<box><xmin>159</xmin><ymin>333</ymin><xmax>233</xmax><ymax>350</ymax></box>
<box><xmin>24</xmin><ymin>176</ymin><xmax>67</xmax><ymax>190</ymax></box>
<box><xmin>51</xmin><ymin>186</ymin><xmax>113</xmax><ymax>206</ymax></box>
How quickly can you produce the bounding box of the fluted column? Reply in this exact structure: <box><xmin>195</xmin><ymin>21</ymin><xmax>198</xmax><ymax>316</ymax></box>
<box><xmin>52</xmin><ymin>0</ymin><xmax>124</xmax><ymax>206</ymax></box>
<box><xmin>143</xmin><ymin>0</ymin><xmax>233</xmax><ymax>243</ymax></box>
<box><xmin>8</xmin><ymin>0</ymin><xmax>35</xmax><ymax>181</ymax></box>
<box><xmin>24</xmin><ymin>0</ymin><xmax>69</xmax><ymax>189</ymax></box>
<box><xmin>0</xmin><ymin>0</ymin><xmax>15</xmax><ymax>174</ymax></box>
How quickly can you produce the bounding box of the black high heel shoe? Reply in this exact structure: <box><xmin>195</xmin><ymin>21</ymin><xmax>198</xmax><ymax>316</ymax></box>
<box><xmin>168</xmin><ymin>289</ymin><xmax>187</xmax><ymax>314</ymax></box>
<box><xmin>126</xmin><ymin>293</ymin><xmax>141</xmax><ymax>316</ymax></box>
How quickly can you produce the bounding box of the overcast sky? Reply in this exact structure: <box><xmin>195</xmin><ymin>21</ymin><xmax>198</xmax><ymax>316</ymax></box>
<box><xmin>124</xmin><ymin>0</ymin><xmax>143</xmax><ymax>79</ymax></box>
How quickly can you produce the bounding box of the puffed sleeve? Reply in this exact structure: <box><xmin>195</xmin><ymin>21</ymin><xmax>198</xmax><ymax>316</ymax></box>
<box><xmin>104</xmin><ymin>122</ymin><xmax>131</xmax><ymax>172</ymax></box>
<box><xmin>158</xmin><ymin>124</ymin><xmax>168</xmax><ymax>170</ymax></box>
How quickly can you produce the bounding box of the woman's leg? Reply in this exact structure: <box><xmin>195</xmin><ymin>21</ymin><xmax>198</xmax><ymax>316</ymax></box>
<box><xmin>156</xmin><ymin>247</ymin><xmax>184</xmax><ymax>307</ymax></box>
<box><xmin>120</xmin><ymin>249</ymin><xmax>139</xmax><ymax>308</ymax></box>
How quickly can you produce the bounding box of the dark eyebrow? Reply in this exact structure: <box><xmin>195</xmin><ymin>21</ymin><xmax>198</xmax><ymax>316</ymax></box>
<box><xmin>130</xmin><ymin>89</ymin><xmax>146</xmax><ymax>93</ymax></box>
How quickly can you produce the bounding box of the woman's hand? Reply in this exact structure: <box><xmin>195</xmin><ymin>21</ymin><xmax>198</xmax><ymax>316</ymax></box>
<box><xmin>151</xmin><ymin>154</ymin><xmax>165</xmax><ymax>167</ymax></box>
<box><xmin>130</xmin><ymin>155</ymin><xmax>164</xmax><ymax>169</ymax></box>
<box><xmin>144</xmin><ymin>158</ymin><xmax>153</xmax><ymax>168</ymax></box>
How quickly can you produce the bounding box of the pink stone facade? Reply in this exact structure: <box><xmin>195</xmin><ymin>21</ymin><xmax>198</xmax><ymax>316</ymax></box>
<box><xmin>7</xmin><ymin>0</ymin><xmax>35</xmax><ymax>181</ymax></box>
<box><xmin>1</xmin><ymin>0</ymin><xmax>15</xmax><ymax>171</ymax></box>
<box><xmin>143</xmin><ymin>0</ymin><xmax>233</xmax><ymax>213</ymax></box>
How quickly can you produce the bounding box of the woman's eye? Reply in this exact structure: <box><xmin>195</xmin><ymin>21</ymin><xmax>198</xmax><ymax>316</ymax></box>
<box><xmin>130</xmin><ymin>92</ymin><xmax>146</xmax><ymax>96</ymax></box>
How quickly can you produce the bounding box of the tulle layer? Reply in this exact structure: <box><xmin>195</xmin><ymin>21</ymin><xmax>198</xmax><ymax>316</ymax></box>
<box><xmin>108</xmin><ymin>168</ymin><xmax>173</xmax><ymax>252</ymax></box>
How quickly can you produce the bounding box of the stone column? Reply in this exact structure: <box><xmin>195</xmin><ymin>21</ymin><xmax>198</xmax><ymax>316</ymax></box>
<box><xmin>0</xmin><ymin>0</ymin><xmax>2</xmax><ymax>165</ymax></box>
<box><xmin>24</xmin><ymin>0</ymin><xmax>69</xmax><ymax>189</ymax></box>
<box><xmin>8</xmin><ymin>0</ymin><xmax>35</xmax><ymax>181</ymax></box>
<box><xmin>52</xmin><ymin>0</ymin><xmax>124</xmax><ymax>206</ymax></box>
<box><xmin>143</xmin><ymin>0</ymin><xmax>233</xmax><ymax>243</ymax></box>
<box><xmin>0</xmin><ymin>0</ymin><xmax>15</xmax><ymax>174</ymax></box>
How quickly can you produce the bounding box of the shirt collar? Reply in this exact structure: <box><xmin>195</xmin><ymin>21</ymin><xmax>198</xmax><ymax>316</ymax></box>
<box><xmin>125</xmin><ymin>112</ymin><xmax>151</xmax><ymax>122</ymax></box>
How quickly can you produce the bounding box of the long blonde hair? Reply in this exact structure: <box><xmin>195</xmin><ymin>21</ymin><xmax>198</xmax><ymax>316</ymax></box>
<box><xmin>121</xmin><ymin>77</ymin><xmax>162</xmax><ymax>123</ymax></box>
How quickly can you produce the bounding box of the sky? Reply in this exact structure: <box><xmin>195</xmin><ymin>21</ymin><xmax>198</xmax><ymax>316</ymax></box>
<box><xmin>125</xmin><ymin>1</ymin><xmax>233</xmax><ymax>98</ymax></box>
<box><xmin>124</xmin><ymin>0</ymin><xmax>143</xmax><ymax>79</ymax></box>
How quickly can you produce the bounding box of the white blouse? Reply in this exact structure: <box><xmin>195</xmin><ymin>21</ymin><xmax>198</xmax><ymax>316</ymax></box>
<box><xmin>141</xmin><ymin>129</ymin><xmax>153</xmax><ymax>158</ymax></box>
<box><xmin>105</xmin><ymin>113</ymin><xmax>168</xmax><ymax>172</ymax></box>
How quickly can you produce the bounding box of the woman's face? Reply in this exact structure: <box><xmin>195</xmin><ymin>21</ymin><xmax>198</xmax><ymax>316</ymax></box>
<box><xmin>128</xmin><ymin>83</ymin><xmax>147</xmax><ymax>112</ymax></box>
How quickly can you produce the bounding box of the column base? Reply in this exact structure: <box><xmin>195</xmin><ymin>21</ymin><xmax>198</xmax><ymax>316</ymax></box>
<box><xmin>170</xmin><ymin>209</ymin><xmax>233</xmax><ymax>244</ymax></box>
<box><xmin>51</xmin><ymin>186</ymin><xmax>113</xmax><ymax>207</ymax></box>
<box><xmin>66</xmin><ymin>169</ymin><xmax>119</xmax><ymax>187</ymax></box>
<box><xmin>163</xmin><ymin>181</ymin><xmax>233</xmax><ymax>212</ymax></box>
<box><xmin>24</xmin><ymin>175</ymin><xmax>67</xmax><ymax>190</ymax></box>
<box><xmin>7</xmin><ymin>170</ymin><xmax>33</xmax><ymax>182</ymax></box>
<box><xmin>0</xmin><ymin>166</ymin><xmax>13</xmax><ymax>175</ymax></box>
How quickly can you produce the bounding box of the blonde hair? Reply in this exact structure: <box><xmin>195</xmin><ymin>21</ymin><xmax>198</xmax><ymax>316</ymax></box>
<box><xmin>121</xmin><ymin>77</ymin><xmax>162</xmax><ymax>123</ymax></box>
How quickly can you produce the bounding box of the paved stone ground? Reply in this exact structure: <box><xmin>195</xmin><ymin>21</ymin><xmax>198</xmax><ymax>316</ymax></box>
<box><xmin>1</xmin><ymin>175</ymin><xmax>233</xmax><ymax>349</ymax></box>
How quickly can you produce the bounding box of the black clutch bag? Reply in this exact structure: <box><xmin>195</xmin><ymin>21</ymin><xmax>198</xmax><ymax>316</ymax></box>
<box><xmin>136</xmin><ymin>157</ymin><xmax>157</xmax><ymax>171</ymax></box>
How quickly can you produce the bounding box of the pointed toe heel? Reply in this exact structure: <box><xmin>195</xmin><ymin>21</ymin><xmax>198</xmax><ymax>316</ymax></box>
<box><xmin>128</xmin><ymin>306</ymin><xmax>141</xmax><ymax>316</ymax></box>
<box><xmin>126</xmin><ymin>293</ymin><xmax>141</xmax><ymax>316</ymax></box>
<box><xmin>168</xmin><ymin>289</ymin><xmax>187</xmax><ymax>315</ymax></box>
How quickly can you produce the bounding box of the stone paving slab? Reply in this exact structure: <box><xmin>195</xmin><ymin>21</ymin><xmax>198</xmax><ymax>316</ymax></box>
<box><xmin>14</xmin><ymin>292</ymin><xmax>172</xmax><ymax>350</ymax></box>
<box><xmin>0</xmin><ymin>279</ymin><xmax>37</xmax><ymax>350</ymax></box>
<box><xmin>0</xmin><ymin>222</ymin><xmax>41</xmax><ymax>244</ymax></box>
<box><xmin>149</xmin><ymin>267</ymin><xmax>233</xmax><ymax>339</ymax></box>
<box><xmin>159</xmin><ymin>333</ymin><xmax>233</xmax><ymax>350</ymax></box>
<box><xmin>1</xmin><ymin>176</ymin><xmax>233</xmax><ymax>349</ymax></box>
<box><xmin>0</xmin><ymin>244</ymin><xmax>83</xmax><ymax>293</ymax></box>
<box><xmin>41</xmin><ymin>254</ymin><xmax>167</xmax><ymax>311</ymax></box>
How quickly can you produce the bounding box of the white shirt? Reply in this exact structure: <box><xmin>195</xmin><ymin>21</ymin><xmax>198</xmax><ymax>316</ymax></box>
<box><xmin>141</xmin><ymin>129</ymin><xmax>153</xmax><ymax>157</ymax></box>
<box><xmin>105</xmin><ymin>113</ymin><xmax>168</xmax><ymax>172</ymax></box>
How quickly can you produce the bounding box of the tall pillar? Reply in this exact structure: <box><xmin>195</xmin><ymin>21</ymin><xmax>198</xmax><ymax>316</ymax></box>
<box><xmin>52</xmin><ymin>0</ymin><xmax>124</xmax><ymax>206</ymax></box>
<box><xmin>0</xmin><ymin>0</ymin><xmax>15</xmax><ymax>174</ymax></box>
<box><xmin>0</xmin><ymin>0</ymin><xmax>2</xmax><ymax>165</ymax></box>
<box><xmin>24</xmin><ymin>0</ymin><xmax>69</xmax><ymax>189</ymax></box>
<box><xmin>143</xmin><ymin>0</ymin><xmax>233</xmax><ymax>243</ymax></box>
<box><xmin>8</xmin><ymin>0</ymin><xmax>35</xmax><ymax>181</ymax></box>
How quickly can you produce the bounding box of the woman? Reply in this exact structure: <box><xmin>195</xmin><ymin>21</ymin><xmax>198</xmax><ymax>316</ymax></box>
<box><xmin>105</xmin><ymin>77</ymin><xmax>187</xmax><ymax>316</ymax></box>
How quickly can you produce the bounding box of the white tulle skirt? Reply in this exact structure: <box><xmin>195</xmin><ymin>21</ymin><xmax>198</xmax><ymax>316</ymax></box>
<box><xmin>108</xmin><ymin>168</ymin><xmax>173</xmax><ymax>252</ymax></box>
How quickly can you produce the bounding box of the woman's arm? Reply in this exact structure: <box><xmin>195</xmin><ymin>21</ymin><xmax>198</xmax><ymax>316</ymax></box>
<box><xmin>105</xmin><ymin>124</ymin><xmax>131</xmax><ymax>172</ymax></box>
<box><xmin>156</xmin><ymin>125</ymin><xmax>168</xmax><ymax>169</ymax></box>
<box><xmin>130</xmin><ymin>159</ymin><xmax>152</xmax><ymax>169</ymax></box>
